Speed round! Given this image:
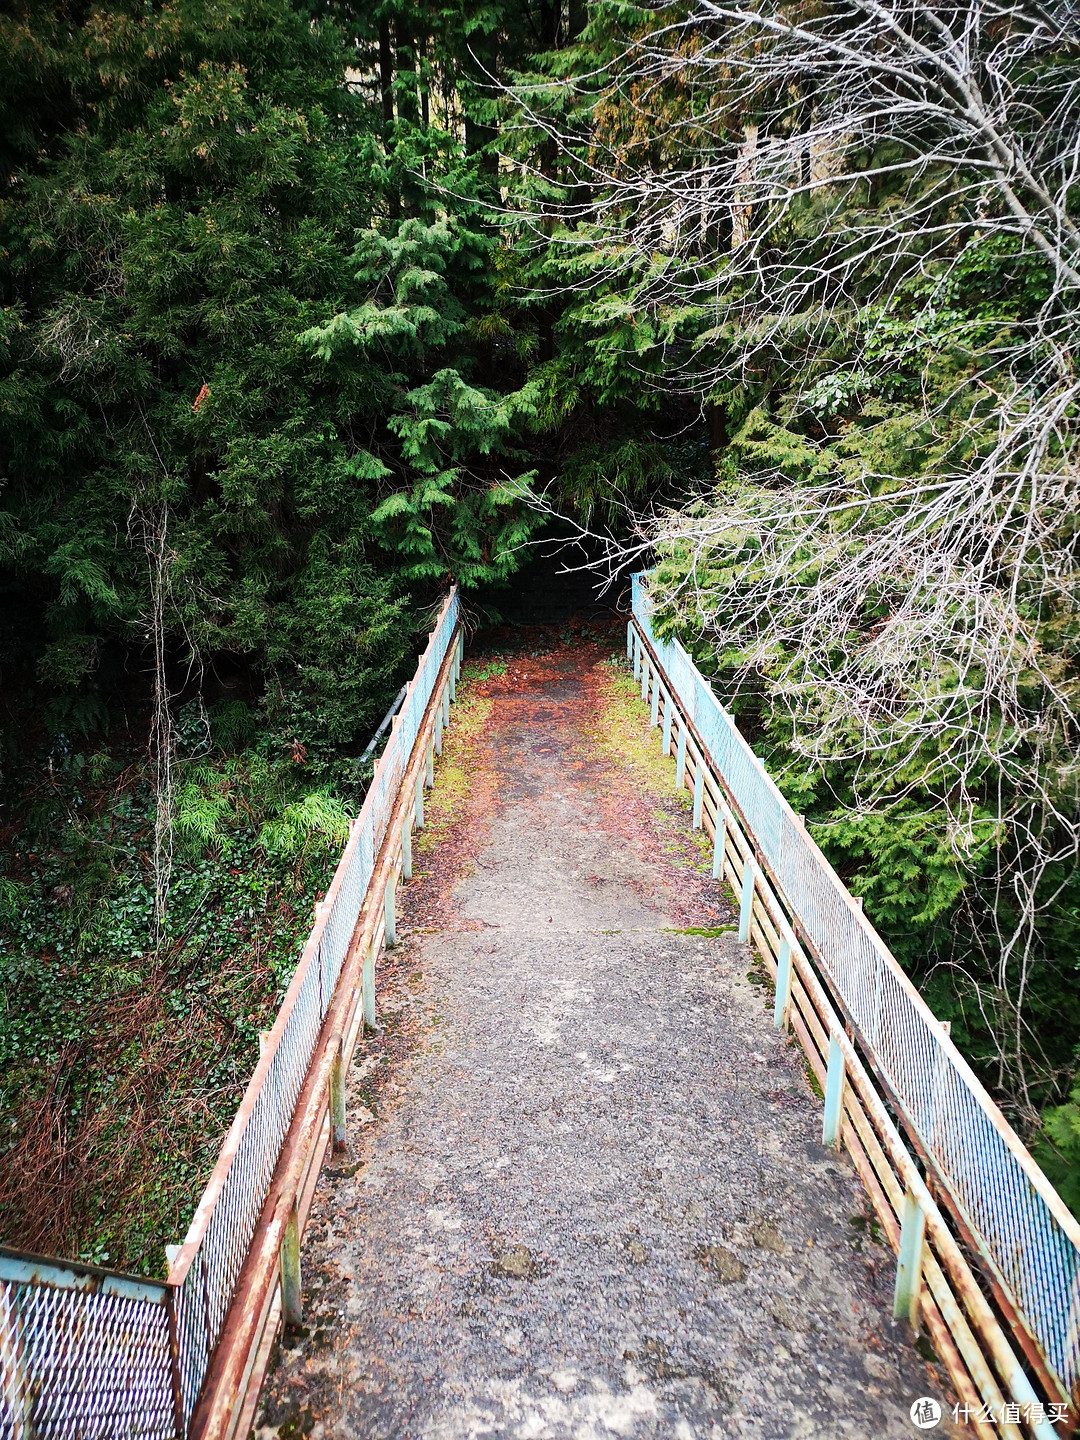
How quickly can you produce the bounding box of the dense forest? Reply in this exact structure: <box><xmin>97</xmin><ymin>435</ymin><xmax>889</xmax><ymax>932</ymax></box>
<box><xmin>0</xmin><ymin>0</ymin><xmax>1078</xmax><ymax>1271</ymax></box>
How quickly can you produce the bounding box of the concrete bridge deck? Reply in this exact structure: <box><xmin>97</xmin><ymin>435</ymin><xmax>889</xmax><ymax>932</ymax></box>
<box><xmin>255</xmin><ymin>637</ymin><xmax>951</xmax><ymax>1440</ymax></box>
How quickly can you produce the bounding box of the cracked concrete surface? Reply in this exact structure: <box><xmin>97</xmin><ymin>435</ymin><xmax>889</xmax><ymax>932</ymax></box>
<box><xmin>256</xmin><ymin>639</ymin><xmax>952</xmax><ymax>1440</ymax></box>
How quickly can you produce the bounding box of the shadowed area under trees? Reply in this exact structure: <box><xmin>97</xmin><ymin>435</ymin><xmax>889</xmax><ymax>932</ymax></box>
<box><xmin>0</xmin><ymin>0</ymin><xmax>1078</xmax><ymax>1276</ymax></box>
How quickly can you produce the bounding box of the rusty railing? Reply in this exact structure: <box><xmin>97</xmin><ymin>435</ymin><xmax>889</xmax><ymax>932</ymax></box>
<box><xmin>0</xmin><ymin>587</ymin><xmax>462</xmax><ymax>1439</ymax></box>
<box><xmin>630</xmin><ymin>572</ymin><xmax>1079</xmax><ymax>1440</ymax></box>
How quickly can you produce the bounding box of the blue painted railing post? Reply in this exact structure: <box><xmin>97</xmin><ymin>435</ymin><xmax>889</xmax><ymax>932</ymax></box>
<box><xmin>415</xmin><ymin>772</ymin><xmax>425</xmax><ymax>829</ymax></box>
<box><xmin>692</xmin><ymin>767</ymin><xmax>704</xmax><ymax>829</ymax></box>
<box><xmin>627</xmin><ymin>620</ymin><xmax>635</xmax><ymax>664</ymax></box>
<box><xmin>330</xmin><ymin>1038</ymin><xmax>346</xmax><ymax>1151</ymax></box>
<box><xmin>675</xmin><ymin>725</ymin><xmax>687</xmax><ymax>789</ymax></box>
<box><xmin>773</xmin><ymin>939</ymin><xmax>793</xmax><ymax>1030</ymax></box>
<box><xmin>425</xmin><ymin>740</ymin><xmax>434</xmax><ymax>789</ymax></box>
<box><xmin>893</xmin><ymin>1189</ymin><xmax>927</xmax><ymax>1327</ymax></box>
<box><xmin>712</xmin><ymin>810</ymin><xmax>726</xmax><ymax>880</ymax></box>
<box><xmin>640</xmin><ymin>651</ymin><xmax>649</xmax><ymax>702</ymax></box>
<box><xmin>362</xmin><ymin>942</ymin><xmax>376</xmax><ymax>1030</ymax></box>
<box><xmin>650</xmin><ymin>676</ymin><xmax>660</xmax><ymax>728</ymax></box>
<box><xmin>384</xmin><ymin>876</ymin><xmax>396</xmax><ymax>948</ymax></box>
<box><xmin>401</xmin><ymin>818</ymin><xmax>413</xmax><ymax>881</ymax></box>
<box><xmin>281</xmin><ymin>1203</ymin><xmax>302</xmax><ymax>1328</ymax></box>
<box><xmin>823</xmin><ymin>1034</ymin><xmax>845</xmax><ymax>1147</ymax></box>
<box><xmin>662</xmin><ymin>695</ymin><xmax>673</xmax><ymax>755</ymax></box>
<box><xmin>738</xmin><ymin>860</ymin><xmax>756</xmax><ymax>941</ymax></box>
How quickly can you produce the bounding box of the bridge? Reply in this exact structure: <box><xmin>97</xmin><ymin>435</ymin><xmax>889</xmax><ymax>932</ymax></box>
<box><xmin>2</xmin><ymin>583</ymin><xmax>1079</xmax><ymax>1439</ymax></box>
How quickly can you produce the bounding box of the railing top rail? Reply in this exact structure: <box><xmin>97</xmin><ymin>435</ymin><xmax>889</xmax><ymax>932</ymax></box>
<box><xmin>0</xmin><ymin>1246</ymin><xmax>170</xmax><ymax>1305</ymax></box>
<box><xmin>167</xmin><ymin>586</ymin><xmax>460</xmax><ymax>1289</ymax></box>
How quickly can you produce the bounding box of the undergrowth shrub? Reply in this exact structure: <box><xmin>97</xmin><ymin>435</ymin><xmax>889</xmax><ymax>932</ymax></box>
<box><xmin>0</xmin><ymin>738</ymin><xmax>352</xmax><ymax>1275</ymax></box>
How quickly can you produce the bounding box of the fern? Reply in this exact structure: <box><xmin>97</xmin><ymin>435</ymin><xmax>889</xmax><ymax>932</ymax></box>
<box><xmin>175</xmin><ymin>766</ymin><xmax>234</xmax><ymax>850</ymax></box>
<box><xmin>0</xmin><ymin>877</ymin><xmax>27</xmax><ymax>924</ymax></box>
<box><xmin>258</xmin><ymin>791</ymin><xmax>351</xmax><ymax>857</ymax></box>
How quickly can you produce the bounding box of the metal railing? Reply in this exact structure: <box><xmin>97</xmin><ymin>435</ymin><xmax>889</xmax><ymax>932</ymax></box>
<box><xmin>0</xmin><ymin>588</ymin><xmax>462</xmax><ymax>1439</ymax></box>
<box><xmin>0</xmin><ymin>1253</ymin><xmax>176</xmax><ymax>1439</ymax></box>
<box><xmin>630</xmin><ymin>572</ymin><xmax>1080</xmax><ymax>1439</ymax></box>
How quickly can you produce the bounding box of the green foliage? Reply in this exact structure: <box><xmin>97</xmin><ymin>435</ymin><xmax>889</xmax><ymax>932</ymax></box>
<box><xmin>557</xmin><ymin>438</ymin><xmax>679</xmax><ymax>525</ymax></box>
<box><xmin>259</xmin><ymin>542</ymin><xmax>413</xmax><ymax>757</ymax></box>
<box><xmin>259</xmin><ymin>791</ymin><xmax>351</xmax><ymax>856</ymax></box>
<box><xmin>812</xmin><ymin>806</ymin><xmax>999</xmax><ymax>933</ymax></box>
<box><xmin>0</xmin><ymin>0</ymin><xmax>420</xmax><ymax>757</ymax></box>
<box><xmin>0</xmin><ymin>735</ymin><xmax>340</xmax><ymax>1272</ymax></box>
<box><xmin>2</xmin><ymin>0</ymin><xmax>622</xmax><ymax>765</ymax></box>
<box><xmin>301</xmin><ymin>215</ymin><xmax>548</xmax><ymax>583</ymax></box>
<box><xmin>1036</xmin><ymin>1079</ymin><xmax>1080</xmax><ymax>1216</ymax></box>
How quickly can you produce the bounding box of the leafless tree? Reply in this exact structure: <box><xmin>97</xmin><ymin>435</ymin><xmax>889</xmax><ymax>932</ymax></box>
<box><xmin>129</xmin><ymin>499</ymin><xmax>176</xmax><ymax>953</ymax></box>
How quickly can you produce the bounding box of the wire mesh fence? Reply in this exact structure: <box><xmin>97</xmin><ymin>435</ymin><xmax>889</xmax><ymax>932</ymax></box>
<box><xmin>0</xmin><ymin>1254</ymin><xmax>177</xmax><ymax>1440</ymax></box>
<box><xmin>631</xmin><ymin>572</ymin><xmax>1080</xmax><ymax>1400</ymax></box>
<box><xmin>0</xmin><ymin>590</ymin><xmax>460</xmax><ymax>1439</ymax></box>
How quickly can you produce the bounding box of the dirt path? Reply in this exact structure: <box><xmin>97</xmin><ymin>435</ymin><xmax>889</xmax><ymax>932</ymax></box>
<box><xmin>256</xmin><ymin>635</ymin><xmax>951</xmax><ymax>1440</ymax></box>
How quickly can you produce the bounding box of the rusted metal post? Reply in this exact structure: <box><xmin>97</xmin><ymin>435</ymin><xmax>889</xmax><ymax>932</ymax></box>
<box><xmin>415</xmin><ymin>772</ymin><xmax>425</xmax><ymax>829</ymax></box>
<box><xmin>675</xmin><ymin>725</ymin><xmax>687</xmax><ymax>790</ymax></box>
<box><xmin>894</xmin><ymin>1188</ymin><xmax>927</xmax><ymax>1329</ymax></box>
<box><xmin>401</xmin><ymin>817</ymin><xmax>413</xmax><ymax>881</ymax></box>
<box><xmin>384</xmin><ymin>875</ymin><xmax>396</xmax><ymax>948</ymax></box>
<box><xmin>712</xmin><ymin>811</ymin><xmax>727</xmax><ymax>880</ymax></box>
<box><xmin>773</xmin><ymin>938</ymin><xmax>793</xmax><ymax>1031</ymax></box>
<box><xmin>165</xmin><ymin>1285</ymin><xmax>185</xmax><ymax>1440</ymax></box>
<box><xmin>362</xmin><ymin>942</ymin><xmax>376</xmax><ymax>1031</ymax></box>
<box><xmin>692</xmin><ymin>766</ymin><xmax>704</xmax><ymax>829</ymax></box>
<box><xmin>662</xmin><ymin>695</ymin><xmax>673</xmax><ymax>755</ymax></box>
<box><xmin>738</xmin><ymin>860</ymin><xmax>756</xmax><ymax>941</ymax></box>
<box><xmin>425</xmin><ymin>740</ymin><xmax>434</xmax><ymax>789</ymax></box>
<box><xmin>281</xmin><ymin>1203</ymin><xmax>302</xmax><ymax>1329</ymax></box>
<box><xmin>330</xmin><ymin>1039</ymin><xmax>346</xmax><ymax>1151</ymax></box>
<box><xmin>822</xmin><ymin>1033</ymin><xmax>846</xmax><ymax>1147</ymax></box>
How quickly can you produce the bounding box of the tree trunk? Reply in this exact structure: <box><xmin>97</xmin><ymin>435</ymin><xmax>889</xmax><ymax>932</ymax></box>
<box><xmin>395</xmin><ymin>17</ymin><xmax>419</xmax><ymax>126</ymax></box>
<box><xmin>539</xmin><ymin>0</ymin><xmax>559</xmax><ymax>47</ymax></box>
<box><xmin>464</xmin><ymin>24</ymin><xmax>499</xmax><ymax>180</ymax></box>
<box><xmin>379</xmin><ymin>17</ymin><xmax>394</xmax><ymax>125</ymax></box>
<box><xmin>417</xmin><ymin>31</ymin><xmax>429</xmax><ymax>128</ymax></box>
<box><xmin>706</xmin><ymin>402</ymin><xmax>727</xmax><ymax>456</ymax></box>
